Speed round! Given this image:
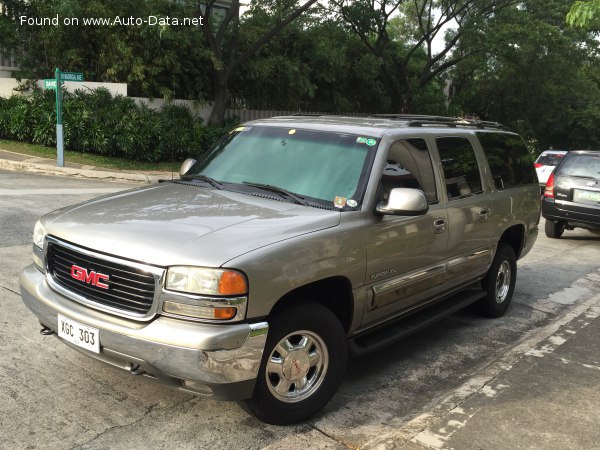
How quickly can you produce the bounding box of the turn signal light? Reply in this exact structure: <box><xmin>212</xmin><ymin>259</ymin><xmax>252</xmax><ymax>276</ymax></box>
<box><xmin>218</xmin><ymin>271</ymin><xmax>247</xmax><ymax>295</ymax></box>
<box><xmin>162</xmin><ymin>301</ymin><xmax>238</xmax><ymax>320</ymax></box>
<box><xmin>544</xmin><ymin>173</ymin><xmax>555</xmax><ymax>198</ymax></box>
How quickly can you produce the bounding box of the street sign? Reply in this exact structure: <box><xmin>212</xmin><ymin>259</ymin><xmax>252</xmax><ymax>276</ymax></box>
<box><xmin>44</xmin><ymin>79</ymin><xmax>57</xmax><ymax>89</ymax></box>
<box><xmin>60</xmin><ymin>72</ymin><xmax>84</xmax><ymax>82</ymax></box>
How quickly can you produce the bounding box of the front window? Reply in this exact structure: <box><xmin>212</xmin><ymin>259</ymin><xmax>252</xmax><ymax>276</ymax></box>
<box><xmin>186</xmin><ymin>126</ymin><xmax>378</xmax><ymax>209</ymax></box>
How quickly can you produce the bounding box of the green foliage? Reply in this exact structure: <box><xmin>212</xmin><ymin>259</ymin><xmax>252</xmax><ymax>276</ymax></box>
<box><xmin>0</xmin><ymin>88</ymin><xmax>233</xmax><ymax>162</ymax></box>
<box><xmin>567</xmin><ymin>0</ymin><xmax>600</xmax><ymax>28</ymax></box>
<box><xmin>451</xmin><ymin>0</ymin><xmax>600</xmax><ymax>150</ymax></box>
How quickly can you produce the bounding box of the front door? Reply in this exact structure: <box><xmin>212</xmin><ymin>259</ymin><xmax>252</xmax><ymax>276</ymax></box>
<box><xmin>364</xmin><ymin>138</ymin><xmax>449</xmax><ymax>326</ymax></box>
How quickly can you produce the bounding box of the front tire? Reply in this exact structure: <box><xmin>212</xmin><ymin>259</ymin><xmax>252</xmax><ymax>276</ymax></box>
<box><xmin>478</xmin><ymin>244</ymin><xmax>517</xmax><ymax>318</ymax></box>
<box><xmin>545</xmin><ymin>219</ymin><xmax>566</xmax><ymax>238</ymax></box>
<box><xmin>242</xmin><ymin>302</ymin><xmax>347</xmax><ymax>424</ymax></box>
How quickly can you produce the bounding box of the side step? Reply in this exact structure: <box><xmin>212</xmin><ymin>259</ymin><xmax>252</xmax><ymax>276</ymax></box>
<box><xmin>349</xmin><ymin>288</ymin><xmax>486</xmax><ymax>357</ymax></box>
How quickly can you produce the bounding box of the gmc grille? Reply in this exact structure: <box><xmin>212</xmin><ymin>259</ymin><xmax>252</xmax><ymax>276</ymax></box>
<box><xmin>47</xmin><ymin>240</ymin><xmax>158</xmax><ymax>316</ymax></box>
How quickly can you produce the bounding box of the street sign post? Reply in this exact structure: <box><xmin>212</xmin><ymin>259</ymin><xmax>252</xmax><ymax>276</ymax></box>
<box><xmin>43</xmin><ymin>68</ymin><xmax>84</xmax><ymax>167</ymax></box>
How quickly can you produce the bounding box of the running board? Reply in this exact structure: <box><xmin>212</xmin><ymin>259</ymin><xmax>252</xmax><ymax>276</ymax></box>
<box><xmin>349</xmin><ymin>288</ymin><xmax>486</xmax><ymax>357</ymax></box>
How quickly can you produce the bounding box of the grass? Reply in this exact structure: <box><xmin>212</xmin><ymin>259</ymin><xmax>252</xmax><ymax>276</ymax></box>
<box><xmin>0</xmin><ymin>139</ymin><xmax>178</xmax><ymax>172</ymax></box>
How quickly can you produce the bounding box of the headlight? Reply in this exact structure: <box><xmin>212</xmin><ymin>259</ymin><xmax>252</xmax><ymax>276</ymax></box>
<box><xmin>33</xmin><ymin>220</ymin><xmax>46</xmax><ymax>249</ymax></box>
<box><xmin>165</xmin><ymin>267</ymin><xmax>247</xmax><ymax>296</ymax></box>
<box><xmin>32</xmin><ymin>220</ymin><xmax>46</xmax><ymax>271</ymax></box>
<box><xmin>164</xmin><ymin>267</ymin><xmax>248</xmax><ymax>321</ymax></box>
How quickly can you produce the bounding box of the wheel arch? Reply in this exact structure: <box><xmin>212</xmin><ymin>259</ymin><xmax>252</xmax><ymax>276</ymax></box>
<box><xmin>498</xmin><ymin>224</ymin><xmax>526</xmax><ymax>259</ymax></box>
<box><xmin>269</xmin><ymin>276</ymin><xmax>354</xmax><ymax>333</ymax></box>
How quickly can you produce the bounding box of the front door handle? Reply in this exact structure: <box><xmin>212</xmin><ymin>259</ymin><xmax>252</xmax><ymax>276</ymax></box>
<box><xmin>433</xmin><ymin>219</ymin><xmax>447</xmax><ymax>234</ymax></box>
<box><xmin>478</xmin><ymin>208</ymin><xmax>490</xmax><ymax>222</ymax></box>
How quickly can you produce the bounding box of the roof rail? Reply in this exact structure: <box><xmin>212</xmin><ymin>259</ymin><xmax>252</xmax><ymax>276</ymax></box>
<box><xmin>369</xmin><ymin>114</ymin><xmax>508</xmax><ymax>130</ymax></box>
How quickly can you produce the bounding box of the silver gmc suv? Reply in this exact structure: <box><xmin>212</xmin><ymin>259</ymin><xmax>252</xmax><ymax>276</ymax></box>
<box><xmin>20</xmin><ymin>115</ymin><xmax>540</xmax><ymax>424</ymax></box>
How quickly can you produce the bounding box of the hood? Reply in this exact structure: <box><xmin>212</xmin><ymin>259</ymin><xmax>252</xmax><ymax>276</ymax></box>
<box><xmin>42</xmin><ymin>183</ymin><xmax>341</xmax><ymax>267</ymax></box>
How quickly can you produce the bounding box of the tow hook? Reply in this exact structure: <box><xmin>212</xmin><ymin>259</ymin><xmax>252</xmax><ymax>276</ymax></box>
<box><xmin>130</xmin><ymin>364</ymin><xmax>146</xmax><ymax>376</ymax></box>
<box><xmin>40</xmin><ymin>326</ymin><xmax>54</xmax><ymax>336</ymax></box>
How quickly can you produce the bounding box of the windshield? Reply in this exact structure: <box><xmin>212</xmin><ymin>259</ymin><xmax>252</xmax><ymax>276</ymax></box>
<box><xmin>559</xmin><ymin>153</ymin><xmax>600</xmax><ymax>179</ymax></box>
<box><xmin>186</xmin><ymin>126</ymin><xmax>378</xmax><ymax>208</ymax></box>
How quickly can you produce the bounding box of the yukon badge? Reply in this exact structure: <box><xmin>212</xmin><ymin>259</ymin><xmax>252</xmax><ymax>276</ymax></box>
<box><xmin>587</xmin><ymin>181</ymin><xmax>597</xmax><ymax>187</ymax></box>
<box><xmin>70</xmin><ymin>265</ymin><xmax>109</xmax><ymax>289</ymax></box>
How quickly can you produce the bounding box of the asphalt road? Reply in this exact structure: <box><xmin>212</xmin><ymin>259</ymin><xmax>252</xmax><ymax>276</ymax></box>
<box><xmin>1</xmin><ymin>170</ymin><xmax>599</xmax><ymax>449</ymax></box>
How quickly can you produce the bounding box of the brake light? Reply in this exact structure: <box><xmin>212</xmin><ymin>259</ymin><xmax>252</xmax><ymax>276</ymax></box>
<box><xmin>534</xmin><ymin>163</ymin><xmax>543</xmax><ymax>168</ymax></box>
<box><xmin>544</xmin><ymin>172</ymin><xmax>555</xmax><ymax>198</ymax></box>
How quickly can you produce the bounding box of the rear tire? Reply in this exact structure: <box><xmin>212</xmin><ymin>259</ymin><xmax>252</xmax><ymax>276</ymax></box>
<box><xmin>545</xmin><ymin>219</ymin><xmax>566</xmax><ymax>238</ymax></box>
<box><xmin>478</xmin><ymin>244</ymin><xmax>517</xmax><ymax>318</ymax></box>
<box><xmin>242</xmin><ymin>302</ymin><xmax>347</xmax><ymax>424</ymax></box>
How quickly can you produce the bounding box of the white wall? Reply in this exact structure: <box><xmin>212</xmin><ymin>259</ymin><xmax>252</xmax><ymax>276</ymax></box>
<box><xmin>0</xmin><ymin>78</ymin><xmax>127</xmax><ymax>98</ymax></box>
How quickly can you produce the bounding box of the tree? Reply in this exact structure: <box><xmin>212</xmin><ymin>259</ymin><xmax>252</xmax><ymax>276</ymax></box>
<box><xmin>8</xmin><ymin>0</ymin><xmax>214</xmax><ymax>99</ymax></box>
<box><xmin>567</xmin><ymin>0</ymin><xmax>600</xmax><ymax>28</ymax></box>
<box><xmin>229</xmin><ymin>8</ymin><xmax>393</xmax><ymax>113</ymax></box>
<box><xmin>200</xmin><ymin>0</ymin><xmax>320</xmax><ymax>124</ymax></box>
<box><xmin>332</xmin><ymin>0</ymin><xmax>514</xmax><ymax>113</ymax></box>
<box><xmin>451</xmin><ymin>0</ymin><xmax>600</xmax><ymax>149</ymax></box>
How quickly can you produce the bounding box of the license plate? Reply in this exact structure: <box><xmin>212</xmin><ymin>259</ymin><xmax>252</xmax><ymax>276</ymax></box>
<box><xmin>57</xmin><ymin>314</ymin><xmax>100</xmax><ymax>353</ymax></box>
<box><xmin>574</xmin><ymin>189</ymin><xmax>600</xmax><ymax>204</ymax></box>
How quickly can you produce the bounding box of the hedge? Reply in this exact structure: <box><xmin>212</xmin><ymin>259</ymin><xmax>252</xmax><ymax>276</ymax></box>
<box><xmin>0</xmin><ymin>88</ymin><xmax>236</xmax><ymax>162</ymax></box>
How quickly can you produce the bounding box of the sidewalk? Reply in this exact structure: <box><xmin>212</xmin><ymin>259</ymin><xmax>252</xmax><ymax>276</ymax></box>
<box><xmin>0</xmin><ymin>148</ymin><xmax>173</xmax><ymax>183</ymax></box>
<box><xmin>372</xmin><ymin>294</ymin><xmax>600</xmax><ymax>450</ymax></box>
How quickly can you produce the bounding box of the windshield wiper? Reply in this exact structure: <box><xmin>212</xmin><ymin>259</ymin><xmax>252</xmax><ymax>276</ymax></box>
<box><xmin>185</xmin><ymin>174</ymin><xmax>225</xmax><ymax>190</ymax></box>
<box><xmin>242</xmin><ymin>181</ymin><xmax>310</xmax><ymax>206</ymax></box>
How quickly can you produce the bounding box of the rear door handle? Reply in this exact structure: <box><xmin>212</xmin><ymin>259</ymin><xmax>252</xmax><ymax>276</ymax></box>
<box><xmin>433</xmin><ymin>219</ymin><xmax>447</xmax><ymax>234</ymax></box>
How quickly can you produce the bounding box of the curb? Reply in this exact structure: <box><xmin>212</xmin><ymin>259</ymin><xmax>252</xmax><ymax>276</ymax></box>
<box><xmin>0</xmin><ymin>158</ymin><xmax>173</xmax><ymax>184</ymax></box>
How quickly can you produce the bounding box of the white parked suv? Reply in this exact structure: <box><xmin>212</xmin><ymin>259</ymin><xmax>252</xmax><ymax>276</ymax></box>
<box><xmin>534</xmin><ymin>150</ymin><xmax>568</xmax><ymax>192</ymax></box>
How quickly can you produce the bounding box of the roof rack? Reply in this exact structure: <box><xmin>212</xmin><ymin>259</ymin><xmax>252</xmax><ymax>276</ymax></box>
<box><xmin>369</xmin><ymin>114</ymin><xmax>508</xmax><ymax>130</ymax></box>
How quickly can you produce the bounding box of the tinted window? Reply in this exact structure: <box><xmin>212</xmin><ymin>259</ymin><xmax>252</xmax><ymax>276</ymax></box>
<box><xmin>558</xmin><ymin>153</ymin><xmax>600</xmax><ymax>179</ymax></box>
<box><xmin>437</xmin><ymin>137</ymin><xmax>483</xmax><ymax>200</ymax></box>
<box><xmin>478</xmin><ymin>133</ymin><xmax>536</xmax><ymax>189</ymax></box>
<box><xmin>382</xmin><ymin>138</ymin><xmax>437</xmax><ymax>203</ymax></box>
<box><xmin>190</xmin><ymin>126</ymin><xmax>377</xmax><ymax>206</ymax></box>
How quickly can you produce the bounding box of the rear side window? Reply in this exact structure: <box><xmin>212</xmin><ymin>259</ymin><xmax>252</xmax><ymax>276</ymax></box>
<box><xmin>537</xmin><ymin>153</ymin><xmax>566</xmax><ymax>166</ymax></box>
<box><xmin>477</xmin><ymin>133</ymin><xmax>536</xmax><ymax>189</ymax></box>
<box><xmin>558</xmin><ymin>153</ymin><xmax>600</xmax><ymax>179</ymax></box>
<box><xmin>436</xmin><ymin>137</ymin><xmax>483</xmax><ymax>200</ymax></box>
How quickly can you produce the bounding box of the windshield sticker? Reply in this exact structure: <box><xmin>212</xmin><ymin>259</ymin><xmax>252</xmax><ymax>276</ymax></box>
<box><xmin>288</xmin><ymin>129</ymin><xmax>296</xmax><ymax>135</ymax></box>
<box><xmin>366</xmin><ymin>138</ymin><xmax>377</xmax><ymax>146</ymax></box>
<box><xmin>334</xmin><ymin>196</ymin><xmax>347</xmax><ymax>208</ymax></box>
<box><xmin>356</xmin><ymin>137</ymin><xmax>367</xmax><ymax>144</ymax></box>
<box><xmin>347</xmin><ymin>199</ymin><xmax>358</xmax><ymax>208</ymax></box>
<box><xmin>233</xmin><ymin>126</ymin><xmax>251</xmax><ymax>132</ymax></box>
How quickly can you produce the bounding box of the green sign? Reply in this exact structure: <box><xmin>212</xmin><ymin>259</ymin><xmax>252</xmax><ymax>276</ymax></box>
<box><xmin>60</xmin><ymin>72</ymin><xmax>84</xmax><ymax>82</ymax></box>
<box><xmin>44</xmin><ymin>79</ymin><xmax>57</xmax><ymax>89</ymax></box>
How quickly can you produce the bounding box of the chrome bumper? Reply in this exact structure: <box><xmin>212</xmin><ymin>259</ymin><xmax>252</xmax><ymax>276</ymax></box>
<box><xmin>20</xmin><ymin>264</ymin><xmax>268</xmax><ymax>400</ymax></box>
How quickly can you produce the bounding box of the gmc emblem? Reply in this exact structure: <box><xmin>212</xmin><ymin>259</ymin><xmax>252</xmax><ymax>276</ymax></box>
<box><xmin>70</xmin><ymin>265</ymin><xmax>109</xmax><ymax>289</ymax></box>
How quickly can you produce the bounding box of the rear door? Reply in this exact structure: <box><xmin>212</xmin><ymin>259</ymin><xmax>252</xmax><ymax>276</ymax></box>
<box><xmin>434</xmin><ymin>135</ymin><xmax>494</xmax><ymax>288</ymax></box>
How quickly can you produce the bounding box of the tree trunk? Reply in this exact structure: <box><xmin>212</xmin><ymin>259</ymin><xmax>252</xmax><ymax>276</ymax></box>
<box><xmin>208</xmin><ymin>74</ymin><xmax>228</xmax><ymax>125</ymax></box>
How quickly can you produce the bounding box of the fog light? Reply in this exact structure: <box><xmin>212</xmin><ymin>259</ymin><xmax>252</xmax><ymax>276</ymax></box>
<box><xmin>162</xmin><ymin>301</ymin><xmax>237</xmax><ymax>320</ymax></box>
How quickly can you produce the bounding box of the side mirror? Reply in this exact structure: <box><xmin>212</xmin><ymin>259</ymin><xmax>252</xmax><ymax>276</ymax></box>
<box><xmin>376</xmin><ymin>188</ymin><xmax>429</xmax><ymax>216</ymax></box>
<box><xmin>179</xmin><ymin>158</ymin><xmax>197</xmax><ymax>177</ymax></box>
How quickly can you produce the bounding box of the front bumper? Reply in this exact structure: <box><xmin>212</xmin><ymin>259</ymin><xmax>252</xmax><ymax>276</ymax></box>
<box><xmin>20</xmin><ymin>264</ymin><xmax>268</xmax><ymax>400</ymax></box>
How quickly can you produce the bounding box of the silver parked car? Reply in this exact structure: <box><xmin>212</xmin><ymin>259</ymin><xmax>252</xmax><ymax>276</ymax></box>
<box><xmin>20</xmin><ymin>115</ymin><xmax>540</xmax><ymax>424</ymax></box>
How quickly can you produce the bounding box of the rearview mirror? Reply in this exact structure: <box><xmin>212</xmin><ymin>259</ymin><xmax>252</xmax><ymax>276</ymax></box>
<box><xmin>376</xmin><ymin>188</ymin><xmax>428</xmax><ymax>216</ymax></box>
<box><xmin>179</xmin><ymin>158</ymin><xmax>197</xmax><ymax>177</ymax></box>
